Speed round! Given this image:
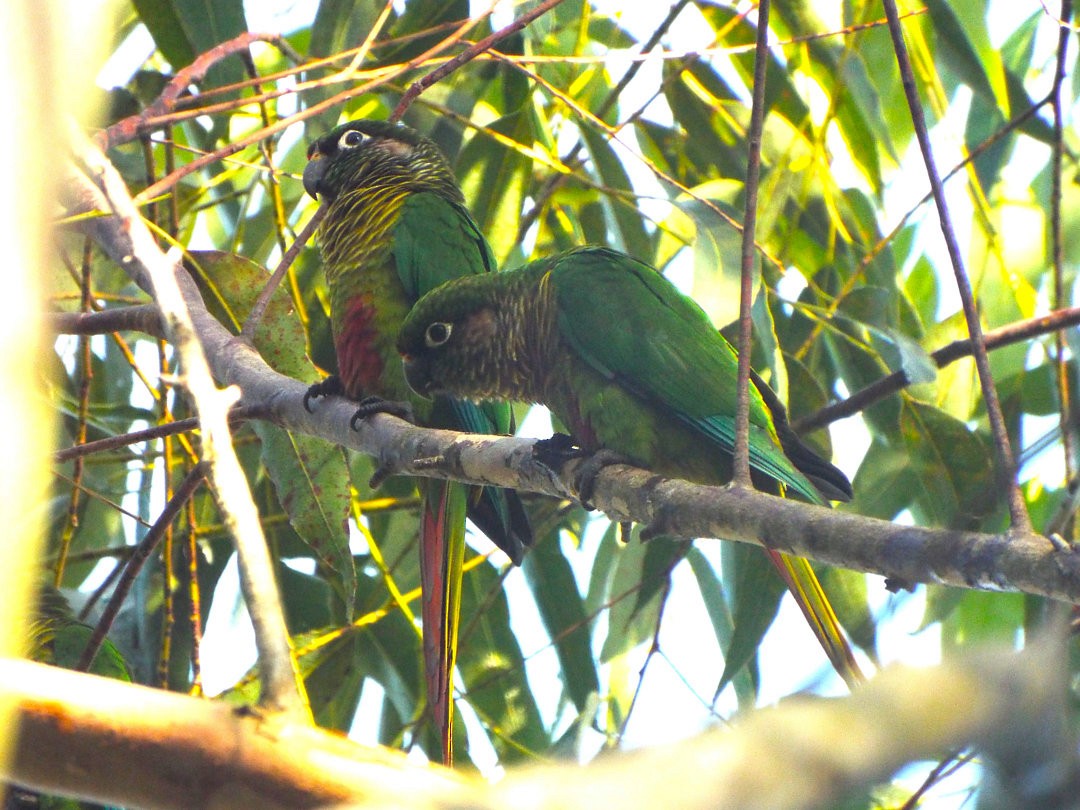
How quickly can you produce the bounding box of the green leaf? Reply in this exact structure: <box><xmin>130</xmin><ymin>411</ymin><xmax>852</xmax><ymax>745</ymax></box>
<box><xmin>926</xmin><ymin>0</ymin><xmax>1009</xmax><ymax>115</ymax></box>
<box><xmin>686</xmin><ymin>547</ymin><xmax>755</xmax><ymax>707</ymax></box>
<box><xmin>717</xmin><ymin>541</ymin><xmax>784</xmax><ymax>693</ymax></box>
<box><xmin>46</xmin><ymin>622</ymin><xmax>132</xmax><ymax>682</ymax></box>
<box><xmin>131</xmin><ymin>0</ymin><xmax>195</xmax><ymax>68</ymax></box>
<box><xmin>457</xmin><ymin>552</ymin><xmax>547</xmax><ymax>762</ymax></box>
<box><xmin>675</xmin><ymin>187</ymin><xmax>745</xmax><ymax>327</ymax></box>
<box><xmin>580</xmin><ymin>126</ymin><xmax>653</xmax><ymax>261</ymax></box>
<box><xmin>457</xmin><ymin>112</ymin><xmax>535</xmax><ymax>264</ymax></box>
<box><xmin>900</xmin><ymin>400</ymin><xmax>996</xmax><ymax>528</ymax></box>
<box><xmin>522</xmin><ymin>532</ymin><xmax>600</xmax><ymax>713</ymax></box>
<box><xmin>254</xmin><ymin>425</ymin><xmax>355</xmax><ymax>607</ymax></box>
<box><xmin>599</xmin><ymin>530</ymin><xmax>685</xmax><ymax>663</ymax></box>
<box><xmin>187</xmin><ymin>250</ymin><xmax>355</xmax><ymax>605</ymax></box>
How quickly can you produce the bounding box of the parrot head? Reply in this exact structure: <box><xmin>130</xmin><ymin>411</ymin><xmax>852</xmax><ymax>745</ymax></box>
<box><xmin>399</xmin><ymin>274</ymin><xmax>510</xmax><ymax>401</ymax></box>
<box><xmin>302</xmin><ymin>119</ymin><xmax>453</xmax><ymax>204</ymax></box>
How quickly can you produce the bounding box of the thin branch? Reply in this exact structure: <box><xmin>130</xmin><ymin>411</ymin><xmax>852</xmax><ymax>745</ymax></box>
<box><xmin>54</xmin><ymin>411</ymin><xmax>255</xmax><ymax>463</ymax></box>
<box><xmin>794</xmin><ymin>305</ymin><xmax>1080</xmax><ymax>433</ymax></box>
<box><xmin>1051</xmin><ymin>0</ymin><xmax>1077</xmax><ymax>509</ymax></box>
<box><xmin>64</xmin><ymin>133</ymin><xmax>309</xmax><ymax>719</ymax></box>
<box><xmin>732</xmin><ymin>0</ymin><xmax>772</xmax><ymax>488</ymax></box>
<box><xmin>513</xmin><ymin>0</ymin><xmax>693</xmax><ymax>243</ymax></box>
<box><xmin>76</xmin><ymin>463</ymin><xmax>207</xmax><ymax>672</ymax></box>
<box><xmin>241</xmin><ymin>207</ymin><xmax>325</xmax><ymax>339</ymax></box>
<box><xmin>882</xmin><ymin>0</ymin><xmax>1031</xmax><ymax>533</ymax></box>
<box><xmin>389</xmin><ymin>0</ymin><xmax>569</xmax><ymax>121</ymax></box>
<box><xmin>50</xmin><ymin>304</ymin><xmax>164</xmax><ymax>337</ymax></box>
<box><xmin>132</xmin><ymin>6</ymin><xmax>563</xmax><ymax>206</ymax></box>
<box><xmin>96</xmin><ymin>32</ymin><xmax>302</xmax><ymax>150</ymax></box>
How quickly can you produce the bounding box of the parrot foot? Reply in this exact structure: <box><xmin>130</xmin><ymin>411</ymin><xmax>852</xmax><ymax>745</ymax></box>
<box><xmin>572</xmin><ymin>449</ymin><xmax>633</xmax><ymax>507</ymax></box>
<box><xmin>349</xmin><ymin>396</ymin><xmax>415</xmax><ymax>431</ymax></box>
<box><xmin>303</xmin><ymin>375</ymin><xmax>345</xmax><ymax>412</ymax></box>
<box><xmin>532</xmin><ymin>435</ymin><xmax>632</xmax><ymax>507</ymax></box>
<box><xmin>639</xmin><ymin>506</ymin><xmax>674</xmax><ymax>541</ymax></box>
<box><xmin>531</xmin><ymin>433</ymin><xmax>585</xmax><ymax>469</ymax></box>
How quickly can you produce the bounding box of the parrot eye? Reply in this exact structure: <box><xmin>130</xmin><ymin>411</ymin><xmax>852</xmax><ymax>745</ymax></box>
<box><xmin>425</xmin><ymin>322</ymin><xmax>453</xmax><ymax>348</ymax></box>
<box><xmin>338</xmin><ymin>129</ymin><xmax>365</xmax><ymax>150</ymax></box>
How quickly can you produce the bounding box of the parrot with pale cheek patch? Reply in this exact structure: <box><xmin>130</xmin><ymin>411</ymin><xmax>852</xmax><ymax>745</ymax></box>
<box><xmin>302</xmin><ymin>119</ymin><xmax>532</xmax><ymax>765</ymax></box>
<box><xmin>399</xmin><ymin>245</ymin><xmax>862</xmax><ymax>685</ymax></box>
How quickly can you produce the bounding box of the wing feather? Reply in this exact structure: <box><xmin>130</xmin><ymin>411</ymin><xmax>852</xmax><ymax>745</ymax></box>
<box><xmin>551</xmin><ymin>247</ymin><xmax>822</xmax><ymax>502</ymax></box>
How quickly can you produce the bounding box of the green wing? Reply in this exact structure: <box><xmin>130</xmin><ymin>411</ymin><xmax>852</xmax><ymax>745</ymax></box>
<box><xmin>393</xmin><ymin>192</ymin><xmax>496</xmax><ymax>298</ymax></box>
<box><xmin>551</xmin><ymin>247</ymin><xmax>822</xmax><ymax>503</ymax></box>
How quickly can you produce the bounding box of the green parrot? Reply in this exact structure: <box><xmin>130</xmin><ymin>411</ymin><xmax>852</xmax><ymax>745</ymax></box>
<box><xmin>398</xmin><ymin>245</ymin><xmax>862</xmax><ymax>685</ymax></box>
<box><xmin>301</xmin><ymin>119</ymin><xmax>532</xmax><ymax>764</ymax></box>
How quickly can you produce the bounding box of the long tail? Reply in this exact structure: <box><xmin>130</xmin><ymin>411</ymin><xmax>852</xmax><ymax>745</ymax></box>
<box><xmin>765</xmin><ymin>549</ymin><xmax>865</xmax><ymax>687</ymax></box>
<box><xmin>419</xmin><ymin>478</ymin><xmax>467</xmax><ymax>766</ymax></box>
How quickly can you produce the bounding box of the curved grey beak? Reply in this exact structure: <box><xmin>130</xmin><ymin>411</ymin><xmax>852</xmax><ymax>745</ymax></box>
<box><xmin>302</xmin><ymin>154</ymin><xmax>326</xmax><ymax>200</ymax></box>
<box><xmin>402</xmin><ymin>355</ymin><xmax>434</xmax><ymax>400</ymax></box>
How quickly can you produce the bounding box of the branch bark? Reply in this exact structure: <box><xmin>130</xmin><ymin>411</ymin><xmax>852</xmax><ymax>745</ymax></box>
<box><xmin>4</xmin><ymin>637</ymin><xmax>1075</xmax><ymax>809</ymax></box>
<box><xmin>50</xmin><ymin>304</ymin><xmax>164</xmax><ymax>337</ymax></box>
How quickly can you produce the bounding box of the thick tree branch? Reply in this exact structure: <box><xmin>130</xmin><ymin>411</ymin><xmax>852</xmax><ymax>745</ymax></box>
<box><xmin>4</xmin><ymin>638</ymin><xmax>1075</xmax><ymax>809</ymax></box>
<box><xmin>126</xmin><ymin>262</ymin><xmax>1080</xmax><ymax>601</ymax></box>
<box><xmin>1</xmin><ymin>658</ymin><xmax>473</xmax><ymax>810</ymax></box>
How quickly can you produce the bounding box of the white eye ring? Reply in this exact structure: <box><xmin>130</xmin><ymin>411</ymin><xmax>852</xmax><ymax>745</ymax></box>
<box><xmin>425</xmin><ymin>322</ymin><xmax>453</xmax><ymax>348</ymax></box>
<box><xmin>338</xmin><ymin>129</ymin><xmax>365</xmax><ymax>149</ymax></box>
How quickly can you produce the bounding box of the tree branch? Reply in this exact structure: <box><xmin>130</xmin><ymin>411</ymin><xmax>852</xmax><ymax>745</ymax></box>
<box><xmin>731</xmin><ymin>0</ymin><xmax>771</xmax><ymax>489</ymax></box>
<box><xmin>76</xmin><ymin>463</ymin><xmax>207</xmax><ymax>672</ymax></box>
<box><xmin>389</xmin><ymin>0</ymin><xmax>568</xmax><ymax>121</ymax></box>
<box><xmin>1</xmin><ymin>658</ymin><xmax>473</xmax><ymax>809</ymax></box>
<box><xmin>4</xmin><ymin>637</ymin><xmax>1075</xmax><ymax>808</ymax></box>
<box><xmin>62</xmin><ymin>133</ymin><xmax>309</xmax><ymax>719</ymax></box>
<box><xmin>883</xmin><ymin>0</ymin><xmax>1031</xmax><ymax>532</ymax></box>
<box><xmin>794</xmin><ymin>305</ymin><xmax>1080</xmax><ymax>434</ymax></box>
<box><xmin>50</xmin><ymin>304</ymin><xmax>164</xmax><ymax>337</ymax></box>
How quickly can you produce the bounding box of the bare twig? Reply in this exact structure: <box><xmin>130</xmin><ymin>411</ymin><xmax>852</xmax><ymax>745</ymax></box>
<box><xmin>53</xmin><ymin>410</ymin><xmax>252</xmax><ymax>463</ymax></box>
<box><xmin>51</xmin><ymin>304</ymin><xmax>164</xmax><ymax>337</ymax></box>
<box><xmin>882</xmin><ymin>0</ymin><xmax>1031</xmax><ymax>533</ymax></box>
<box><xmin>389</xmin><ymin>0</ymin><xmax>568</xmax><ymax>121</ymax></box>
<box><xmin>96</xmin><ymin>32</ymin><xmax>302</xmax><ymax>150</ymax></box>
<box><xmin>77</xmin><ymin>463</ymin><xmax>207</xmax><ymax>673</ymax></box>
<box><xmin>241</xmin><ymin>207</ymin><xmax>325</xmax><ymax>339</ymax></box>
<box><xmin>732</xmin><ymin>0</ymin><xmax>772</xmax><ymax>488</ymax></box>
<box><xmin>132</xmin><ymin>5</ymin><xmax>568</xmax><ymax>206</ymax></box>
<box><xmin>1051</xmin><ymin>0</ymin><xmax>1077</xmax><ymax>513</ymax></box>
<box><xmin>794</xmin><ymin>306</ymin><xmax>1080</xmax><ymax>433</ymax></box>
<box><xmin>64</xmin><ymin>133</ymin><xmax>310</xmax><ymax>719</ymax></box>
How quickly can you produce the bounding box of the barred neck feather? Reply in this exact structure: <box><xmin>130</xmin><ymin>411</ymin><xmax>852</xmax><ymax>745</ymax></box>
<box><xmin>316</xmin><ymin>141</ymin><xmax>463</xmax><ymax>323</ymax></box>
<box><xmin>472</xmin><ymin>262</ymin><xmax>563</xmax><ymax>403</ymax></box>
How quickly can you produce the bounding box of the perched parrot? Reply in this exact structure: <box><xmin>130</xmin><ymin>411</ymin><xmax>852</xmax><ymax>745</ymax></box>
<box><xmin>398</xmin><ymin>245</ymin><xmax>862</xmax><ymax>685</ymax></box>
<box><xmin>301</xmin><ymin>119</ymin><xmax>533</xmax><ymax>764</ymax></box>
